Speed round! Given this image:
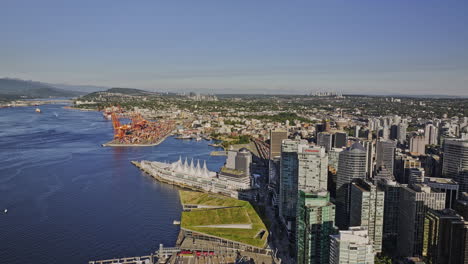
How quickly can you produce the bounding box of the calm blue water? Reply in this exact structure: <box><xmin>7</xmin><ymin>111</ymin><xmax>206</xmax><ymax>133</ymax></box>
<box><xmin>0</xmin><ymin>104</ymin><xmax>226</xmax><ymax>264</ymax></box>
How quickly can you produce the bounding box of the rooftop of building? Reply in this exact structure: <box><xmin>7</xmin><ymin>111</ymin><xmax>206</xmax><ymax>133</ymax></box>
<box><xmin>408</xmin><ymin>183</ymin><xmax>443</xmax><ymax>193</ymax></box>
<box><xmin>352</xmin><ymin>179</ymin><xmax>383</xmax><ymax>192</ymax></box>
<box><xmin>220</xmin><ymin>166</ymin><xmax>245</xmax><ymax>176</ymax></box>
<box><xmin>179</xmin><ymin>190</ymin><xmax>268</xmax><ymax>248</ymax></box>
<box><xmin>425</xmin><ymin>177</ymin><xmax>458</xmax><ymax>185</ymax></box>
<box><xmin>349</xmin><ymin>142</ymin><xmax>365</xmax><ymax>151</ymax></box>
<box><xmin>444</xmin><ymin>138</ymin><xmax>468</xmax><ymax>146</ymax></box>
<box><xmin>331</xmin><ymin>226</ymin><xmax>371</xmax><ymax>244</ymax></box>
<box><xmin>429</xmin><ymin>208</ymin><xmax>464</xmax><ymax>218</ymax></box>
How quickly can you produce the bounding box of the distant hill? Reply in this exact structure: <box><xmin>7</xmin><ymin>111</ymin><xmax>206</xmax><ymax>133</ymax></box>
<box><xmin>105</xmin><ymin>87</ymin><xmax>154</xmax><ymax>96</ymax></box>
<box><xmin>50</xmin><ymin>83</ymin><xmax>109</xmax><ymax>93</ymax></box>
<box><xmin>0</xmin><ymin>78</ymin><xmax>83</xmax><ymax>99</ymax></box>
<box><xmin>78</xmin><ymin>87</ymin><xmax>156</xmax><ymax>101</ymax></box>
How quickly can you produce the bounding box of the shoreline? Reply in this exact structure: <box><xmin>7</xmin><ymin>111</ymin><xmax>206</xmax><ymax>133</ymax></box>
<box><xmin>63</xmin><ymin>106</ymin><xmax>98</xmax><ymax>111</ymax></box>
<box><xmin>102</xmin><ymin>134</ymin><xmax>170</xmax><ymax>147</ymax></box>
<box><xmin>0</xmin><ymin>99</ymin><xmax>72</xmax><ymax>109</ymax></box>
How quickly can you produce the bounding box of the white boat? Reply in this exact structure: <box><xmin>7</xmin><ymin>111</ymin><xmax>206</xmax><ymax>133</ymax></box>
<box><xmin>195</xmin><ymin>137</ymin><xmax>202</xmax><ymax>141</ymax></box>
<box><xmin>4</xmin><ymin>209</ymin><xmax>7</xmax><ymax>213</ymax></box>
<box><xmin>35</xmin><ymin>108</ymin><xmax>41</xmax><ymax>113</ymax></box>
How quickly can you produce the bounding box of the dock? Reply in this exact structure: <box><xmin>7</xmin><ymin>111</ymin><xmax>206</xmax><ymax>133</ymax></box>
<box><xmin>89</xmin><ymin>245</ymin><xmax>180</xmax><ymax>264</ymax></box>
<box><xmin>102</xmin><ymin>135</ymin><xmax>170</xmax><ymax>147</ymax></box>
<box><xmin>89</xmin><ymin>255</ymin><xmax>155</xmax><ymax>264</ymax></box>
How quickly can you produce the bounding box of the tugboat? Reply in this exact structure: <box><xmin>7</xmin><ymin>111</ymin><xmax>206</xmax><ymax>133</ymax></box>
<box><xmin>35</xmin><ymin>108</ymin><xmax>41</xmax><ymax>113</ymax></box>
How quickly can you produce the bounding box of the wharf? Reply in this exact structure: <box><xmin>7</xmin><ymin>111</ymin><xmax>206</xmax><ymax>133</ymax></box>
<box><xmin>89</xmin><ymin>254</ymin><xmax>155</xmax><ymax>264</ymax></box>
<box><xmin>102</xmin><ymin>135</ymin><xmax>169</xmax><ymax>147</ymax></box>
<box><xmin>131</xmin><ymin>161</ymin><xmax>208</xmax><ymax>194</ymax></box>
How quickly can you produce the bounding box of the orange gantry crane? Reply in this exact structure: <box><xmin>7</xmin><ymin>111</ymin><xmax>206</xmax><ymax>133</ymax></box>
<box><xmin>109</xmin><ymin>111</ymin><xmax>175</xmax><ymax>144</ymax></box>
<box><xmin>111</xmin><ymin>112</ymin><xmax>130</xmax><ymax>139</ymax></box>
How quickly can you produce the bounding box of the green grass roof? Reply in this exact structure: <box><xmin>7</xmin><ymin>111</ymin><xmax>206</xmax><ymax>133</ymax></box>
<box><xmin>179</xmin><ymin>190</ymin><xmax>245</xmax><ymax>207</ymax></box>
<box><xmin>220</xmin><ymin>166</ymin><xmax>245</xmax><ymax>176</ymax></box>
<box><xmin>179</xmin><ymin>190</ymin><xmax>268</xmax><ymax>248</ymax></box>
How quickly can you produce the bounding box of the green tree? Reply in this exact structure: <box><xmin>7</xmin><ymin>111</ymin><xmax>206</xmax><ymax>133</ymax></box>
<box><xmin>375</xmin><ymin>255</ymin><xmax>392</xmax><ymax>264</ymax></box>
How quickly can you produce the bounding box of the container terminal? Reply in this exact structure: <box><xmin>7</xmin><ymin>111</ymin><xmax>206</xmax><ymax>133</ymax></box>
<box><xmin>102</xmin><ymin>111</ymin><xmax>175</xmax><ymax>146</ymax></box>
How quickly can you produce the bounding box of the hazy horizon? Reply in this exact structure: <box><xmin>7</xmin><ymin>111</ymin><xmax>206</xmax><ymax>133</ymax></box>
<box><xmin>1</xmin><ymin>1</ymin><xmax>467</xmax><ymax>96</ymax></box>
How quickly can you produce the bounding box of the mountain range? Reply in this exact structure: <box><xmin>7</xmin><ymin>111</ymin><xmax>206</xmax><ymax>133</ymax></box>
<box><xmin>0</xmin><ymin>78</ymin><xmax>97</xmax><ymax>99</ymax></box>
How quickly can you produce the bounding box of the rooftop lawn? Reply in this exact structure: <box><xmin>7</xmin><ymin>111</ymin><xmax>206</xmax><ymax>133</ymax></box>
<box><xmin>179</xmin><ymin>190</ymin><xmax>245</xmax><ymax>207</ymax></box>
<box><xmin>179</xmin><ymin>190</ymin><xmax>268</xmax><ymax>248</ymax></box>
<box><xmin>182</xmin><ymin>207</ymin><xmax>251</xmax><ymax>226</ymax></box>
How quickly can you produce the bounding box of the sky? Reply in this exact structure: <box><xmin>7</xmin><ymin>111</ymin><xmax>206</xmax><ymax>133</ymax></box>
<box><xmin>1</xmin><ymin>0</ymin><xmax>467</xmax><ymax>95</ymax></box>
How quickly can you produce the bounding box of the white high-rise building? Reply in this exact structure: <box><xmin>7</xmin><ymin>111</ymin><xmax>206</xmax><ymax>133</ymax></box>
<box><xmin>329</xmin><ymin>227</ymin><xmax>375</xmax><ymax>264</ymax></box>
<box><xmin>424</xmin><ymin>123</ymin><xmax>438</xmax><ymax>145</ymax></box>
<box><xmin>297</xmin><ymin>144</ymin><xmax>328</xmax><ymax>193</ymax></box>
<box><xmin>397</xmin><ymin>123</ymin><xmax>407</xmax><ymax>144</ymax></box>
<box><xmin>409</xmin><ymin>135</ymin><xmax>426</xmax><ymax>155</ymax></box>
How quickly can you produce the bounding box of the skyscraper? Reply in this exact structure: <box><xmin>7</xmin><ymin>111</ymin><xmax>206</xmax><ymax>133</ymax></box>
<box><xmin>381</xmin><ymin>124</ymin><xmax>390</xmax><ymax>140</ymax></box>
<box><xmin>332</xmin><ymin>132</ymin><xmax>347</xmax><ymax>148</ymax></box>
<box><xmin>422</xmin><ymin>209</ymin><xmax>468</xmax><ymax>264</ymax></box>
<box><xmin>442</xmin><ymin>138</ymin><xmax>468</xmax><ymax>195</ymax></box>
<box><xmin>394</xmin><ymin>153</ymin><xmax>422</xmax><ymax>184</ymax></box>
<box><xmin>377</xmin><ymin>178</ymin><xmax>402</xmax><ymax>256</ymax></box>
<box><xmin>361</xmin><ymin>140</ymin><xmax>375</xmax><ymax>179</ymax></box>
<box><xmin>317</xmin><ymin>132</ymin><xmax>333</xmax><ymax>152</ymax></box>
<box><xmin>376</xmin><ymin>139</ymin><xmax>396</xmax><ymax>176</ymax></box>
<box><xmin>297</xmin><ymin>145</ymin><xmax>328</xmax><ymax>193</ymax></box>
<box><xmin>329</xmin><ymin>227</ymin><xmax>375</xmax><ymax>264</ymax></box>
<box><xmin>296</xmin><ymin>191</ymin><xmax>335</xmax><ymax>264</ymax></box>
<box><xmin>279</xmin><ymin>139</ymin><xmax>304</xmax><ymax>228</ymax></box>
<box><xmin>397</xmin><ymin>184</ymin><xmax>446</xmax><ymax>257</ymax></box>
<box><xmin>270</xmin><ymin>129</ymin><xmax>288</xmax><ymax>159</ymax></box>
<box><xmin>279</xmin><ymin>140</ymin><xmax>328</xmax><ymax>233</ymax></box>
<box><xmin>425</xmin><ymin>124</ymin><xmax>438</xmax><ymax>145</ymax></box>
<box><xmin>397</xmin><ymin>122</ymin><xmax>408</xmax><ymax>145</ymax></box>
<box><xmin>235</xmin><ymin>148</ymin><xmax>252</xmax><ymax>177</ymax></box>
<box><xmin>424</xmin><ymin>177</ymin><xmax>459</xmax><ymax>209</ymax></box>
<box><xmin>408</xmin><ymin>167</ymin><xmax>425</xmax><ymax>185</ymax></box>
<box><xmin>335</xmin><ymin>142</ymin><xmax>367</xmax><ymax>229</ymax></box>
<box><xmin>350</xmin><ymin>179</ymin><xmax>385</xmax><ymax>253</ymax></box>
<box><xmin>410</xmin><ymin>135</ymin><xmax>426</xmax><ymax>155</ymax></box>
<box><xmin>390</xmin><ymin>124</ymin><xmax>399</xmax><ymax>141</ymax></box>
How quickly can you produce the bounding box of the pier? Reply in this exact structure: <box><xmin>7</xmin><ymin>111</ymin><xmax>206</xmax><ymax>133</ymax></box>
<box><xmin>89</xmin><ymin>255</ymin><xmax>155</xmax><ymax>264</ymax></box>
<box><xmin>89</xmin><ymin>245</ymin><xmax>180</xmax><ymax>264</ymax></box>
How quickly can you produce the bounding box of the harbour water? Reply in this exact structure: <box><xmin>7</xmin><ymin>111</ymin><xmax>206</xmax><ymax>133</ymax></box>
<box><xmin>0</xmin><ymin>104</ymin><xmax>226</xmax><ymax>264</ymax></box>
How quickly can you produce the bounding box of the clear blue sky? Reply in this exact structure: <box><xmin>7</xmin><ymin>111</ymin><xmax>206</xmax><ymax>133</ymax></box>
<box><xmin>1</xmin><ymin>0</ymin><xmax>467</xmax><ymax>95</ymax></box>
